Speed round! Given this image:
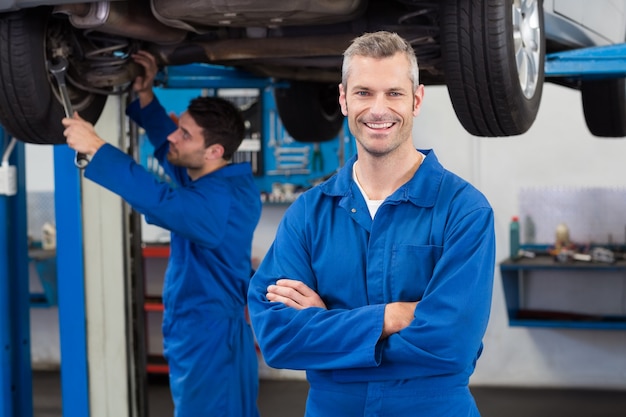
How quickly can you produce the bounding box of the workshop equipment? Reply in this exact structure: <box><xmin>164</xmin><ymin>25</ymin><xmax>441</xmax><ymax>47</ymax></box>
<box><xmin>48</xmin><ymin>57</ymin><xmax>89</xmax><ymax>169</ymax></box>
<box><xmin>268</xmin><ymin>146</ymin><xmax>311</xmax><ymax>175</ymax></box>
<box><xmin>312</xmin><ymin>143</ymin><xmax>323</xmax><ymax>172</ymax></box>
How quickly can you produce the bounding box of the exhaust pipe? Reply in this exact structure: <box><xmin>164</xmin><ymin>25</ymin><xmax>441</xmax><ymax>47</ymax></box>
<box><xmin>53</xmin><ymin>1</ymin><xmax>186</xmax><ymax>45</ymax></box>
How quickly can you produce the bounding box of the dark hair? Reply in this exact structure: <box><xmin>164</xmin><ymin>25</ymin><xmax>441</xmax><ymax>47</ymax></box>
<box><xmin>186</xmin><ymin>96</ymin><xmax>245</xmax><ymax>160</ymax></box>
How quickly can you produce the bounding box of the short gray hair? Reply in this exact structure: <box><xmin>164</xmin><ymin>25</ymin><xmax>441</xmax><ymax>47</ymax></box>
<box><xmin>341</xmin><ymin>31</ymin><xmax>420</xmax><ymax>91</ymax></box>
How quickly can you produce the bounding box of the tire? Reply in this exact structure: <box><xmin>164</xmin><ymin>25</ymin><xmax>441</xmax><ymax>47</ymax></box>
<box><xmin>581</xmin><ymin>78</ymin><xmax>626</xmax><ymax>137</ymax></box>
<box><xmin>441</xmin><ymin>0</ymin><xmax>545</xmax><ymax>137</ymax></box>
<box><xmin>274</xmin><ymin>81</ymin><xmax>344</xmax><ymax>143</ymax></box>
<box><xmin>0</xmin><ymin>8</ymin><xmax>106</xmax><ymax>144</ymax></box>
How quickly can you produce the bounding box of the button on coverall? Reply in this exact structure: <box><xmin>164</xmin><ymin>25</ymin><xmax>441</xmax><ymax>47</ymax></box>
<box><xmin>248</xmin><ymin>150</ymin><xmax>495</xmax><ymax>417</ymax></box>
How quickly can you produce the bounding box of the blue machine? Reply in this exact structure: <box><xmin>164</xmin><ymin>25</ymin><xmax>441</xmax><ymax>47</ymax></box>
<box><xmin>144</xmin><ymin>64</ymin><xmax>356</xmax><ymax>202</ymax></box>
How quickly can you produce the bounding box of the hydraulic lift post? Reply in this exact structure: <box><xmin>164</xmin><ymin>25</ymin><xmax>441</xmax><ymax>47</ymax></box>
<box><xmin>53</xmin><ymin>144</ymin><xmax>90</xmax><ymax>417</ymax></box>
<box><xmin>0</xmin><ymin>133</ymin><xmax>32</xmax><ymax>417</ymax></box>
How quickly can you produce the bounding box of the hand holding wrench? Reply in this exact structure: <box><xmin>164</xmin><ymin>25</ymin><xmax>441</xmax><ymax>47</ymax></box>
<box><xmin>48</xmin><ymin>57</ymin><xmax>89</xmax><ymax>169</ymax></box>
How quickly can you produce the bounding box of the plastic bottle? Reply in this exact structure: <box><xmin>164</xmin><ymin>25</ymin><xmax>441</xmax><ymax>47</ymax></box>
<box><xmin>555</xmin><ymin>222</ymin><xmax>570</xmax><ymax>250</ymax></box>
<box><xmin>41</xmin><ymin>222</ymin><xmax>56</xmax><ymax>251</ymax></box>
<box><xmin>510</xmin><ymin>216</ymin><xmax>520</xmax><ymax>259</ymax></box>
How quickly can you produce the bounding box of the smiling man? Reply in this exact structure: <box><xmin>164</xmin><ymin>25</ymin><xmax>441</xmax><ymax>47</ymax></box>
<box><xmin>248</xmin><ymin>31</ymin><xmax>496</xmax><ymax>416</ymax></box>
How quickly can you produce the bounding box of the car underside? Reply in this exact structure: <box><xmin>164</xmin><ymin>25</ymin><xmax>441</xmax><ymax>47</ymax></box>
<box><xmin>0</xmin><ymin>0</ymin><xmax>625</xmax><ymax>145</ymax></box>
<box><xmin>48</xmin><ymin>1</ymin><xmax>445</xmax><ymax>86</ymax></box>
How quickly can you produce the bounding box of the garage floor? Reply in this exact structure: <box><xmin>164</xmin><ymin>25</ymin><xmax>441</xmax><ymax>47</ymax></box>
<box><xmin>32</xmin><ymin>370</ymin><xmax>626</xmax><ymax>417</ymax></box>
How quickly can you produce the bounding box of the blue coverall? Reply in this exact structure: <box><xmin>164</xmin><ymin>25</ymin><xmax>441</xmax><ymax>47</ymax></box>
<box><xmin>84</xmin><ymin>98</ymin><xmax>262</xmax><ymax>417</ymax></box>
<box><xmin>248</xmin><ymin>150</ymin><xmax>495</xmax><ymax>417</ymax></box>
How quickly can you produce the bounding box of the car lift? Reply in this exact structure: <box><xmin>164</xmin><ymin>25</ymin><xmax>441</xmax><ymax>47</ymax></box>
<box><xmin>545</xmin><ymin>43</ymin><xmax>626</xmax><ymax>79</ymax></box>
<box><xmin>2</xmin><ymin>42</ymin><xmax>626</xmax><ymax>417</ymax></box>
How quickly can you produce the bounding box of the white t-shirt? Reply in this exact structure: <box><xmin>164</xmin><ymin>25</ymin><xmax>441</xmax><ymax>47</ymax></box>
<box><xmin>352</xmin><ymin>163</ymin><xmax>384</xmax><ymax>219</ymax></box>
<box><xmin>352</xmin><ymin>153</ymin><xmax>426</xmax><ymax>219</ymax></box>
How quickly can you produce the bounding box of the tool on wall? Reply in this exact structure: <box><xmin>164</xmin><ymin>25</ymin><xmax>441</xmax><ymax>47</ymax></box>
<box><xmin>48</xmin><ymin>57</ymin><xmax>89</xmax><ymax>169</ymax></box>
<box><xmin>267</xmin><ymin>145</ymin><xmax>310</xmax><ymax>176</ymax></box>
<box><xmin>312</xmin><ymin>143</ymin><xmax>323</xmax><ymax>172</ymax></box>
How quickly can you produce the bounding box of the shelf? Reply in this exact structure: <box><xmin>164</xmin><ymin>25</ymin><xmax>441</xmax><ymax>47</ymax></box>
<box><xmin>500</xmin><ymin>252</ymin><xmax>626</xmax><ymax>330</ymax></box>
<box><xmin>501</xmin><ymin>256</ymin><xmax>626</xmax><ymax>271</ymax></box>
<box><xmin>144</xmin><ymin>299</ymin><xmax>164</xmax><ymax>312</ymax></box>
<box><xmin>142</xmin><ymin>244</ymin><xmax>169</xmax><ymax>374</ymax></box>
<box><xmin>142</xmin><ymin>245</ymin><xmax>170</xmax><ymax>258</ymax></box>
<box><xmin>507</xmin><ymin>318</ymin><xmax>626</xmax><ymax>330</ymax></box>
<box><xmin>146</xmin><ymin>355</ymin><xmax>169</xmax><ymax>374</ymax></box>
<box><xmin>510</xmin><ymin>309</ymin><xmax>626</xmax><ymax>330</ymax></box>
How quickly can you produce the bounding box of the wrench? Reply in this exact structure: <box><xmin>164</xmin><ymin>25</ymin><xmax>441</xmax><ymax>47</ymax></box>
<box><xmin>48</xmin><ymin>57</ymin><xmax>89</xmax><ymax>169</ymax></box>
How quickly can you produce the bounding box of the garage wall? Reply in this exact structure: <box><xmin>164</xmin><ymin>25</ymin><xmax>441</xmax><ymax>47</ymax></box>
<box><xmin>415</xmin><ymin>83</ymin><xmax>626</xmax><ymax>389</ymax></box>
<box><xmin>25</xmin><ymin>82</ymin><xmax>626</xmax><ymax>388</ymax></box>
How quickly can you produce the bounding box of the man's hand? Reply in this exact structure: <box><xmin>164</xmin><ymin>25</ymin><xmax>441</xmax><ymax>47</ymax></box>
<box><xmin>380</xmin><ymin>301</ymin><xmax>418</xmax><ymax>340</ymax></box>
<box><xmin>62</xmin><ymin>112</ymin><xmax>106</xmax><ymax>156</ymax></box>
<box><xmin>131</xmin><ymin>50</ymin><xmax>158</xmax><ymax>107</ymax></box>
<box><xmin>266</xmin><ymin>279</ymin><xmax>327</xmax><ymax>310</ymax></box>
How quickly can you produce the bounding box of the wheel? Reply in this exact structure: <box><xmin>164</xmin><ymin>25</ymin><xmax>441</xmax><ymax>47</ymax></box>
<box><xmin>581</xmin><ymin>78</ymin><xmax>626</xmax><ymax>137</ymax></box>
<box><xmin>0</xmin><ymin>7</ymin><xmax>106</xmax><ymax>144</ymax></box>
<box><xmin>274</xmin><ymin>81</ymin><xmax>344</xmax><ymax>143</ymax></box>
<box><xmin>441</xmin><ymin>0</ymin><xmax>545</xmax><ymax>137</ymax></box>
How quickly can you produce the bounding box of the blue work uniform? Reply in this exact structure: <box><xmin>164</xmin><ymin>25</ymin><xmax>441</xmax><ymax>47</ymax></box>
<box><xmin>85</xmin><ymin>97</ymin><xmax>262</xmax><ymax>417</ymax></box>
<box><xmin>248</xmin><ymin>150</ymin><xmax>495</xmax><ymax>417</ymax></box>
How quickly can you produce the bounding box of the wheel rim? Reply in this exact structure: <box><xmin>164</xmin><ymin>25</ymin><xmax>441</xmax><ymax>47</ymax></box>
<box><xmin>512</xmin><ymin>0</ymin><xmax>542</xmax><ymax>99</ymax></box>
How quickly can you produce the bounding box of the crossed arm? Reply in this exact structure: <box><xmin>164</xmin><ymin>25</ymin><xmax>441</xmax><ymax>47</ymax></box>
<box><xmin>266</xmin><ymin>279</ymin><xmax>417</xmax><ymax>340</ymax></box>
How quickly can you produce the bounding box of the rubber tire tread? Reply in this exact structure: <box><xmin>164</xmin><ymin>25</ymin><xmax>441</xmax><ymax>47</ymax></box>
<box><xmin>581</xmin><ymin>78</ymin><xmax>626</xmax><ymax>137</ymax></box>
<box><xmin>441</xmin><ymin>0</ymin><xmax>544</xmax><ymax>137</ymax></box>
<box><xmin>0</xmin><ymin>7</ymin><xmax>105</xmax><ymax>144</ymax></box>
<box><xmin>274</xmin><ymin>81</ymin><xmax>344</xmax><ymax>143</ymax></box>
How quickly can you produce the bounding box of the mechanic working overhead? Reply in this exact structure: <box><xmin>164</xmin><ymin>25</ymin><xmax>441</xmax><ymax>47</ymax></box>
<box><xmin>248</xmin><ymin>31</ymin><xmax>496</xmax><ymax>416</ymax></box>
<box><xmin>62</xmin><ymin>51</ymin><xmax>262</xmax><ymax>417</ymax></box>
